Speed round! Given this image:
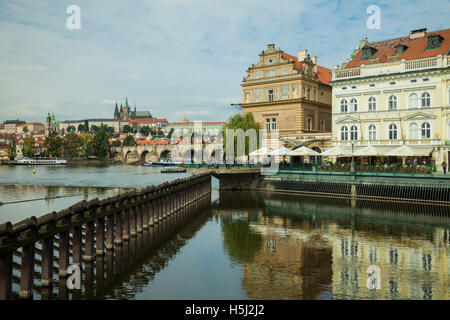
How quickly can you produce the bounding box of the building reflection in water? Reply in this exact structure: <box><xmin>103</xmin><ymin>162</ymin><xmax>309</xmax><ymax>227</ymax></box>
<box><xmin>216</xmin><ymin>191</ymin><xmax>450</xmax><ymax>300</ymax></box>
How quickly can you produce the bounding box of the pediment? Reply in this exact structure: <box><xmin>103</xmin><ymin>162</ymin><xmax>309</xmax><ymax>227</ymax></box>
<box><xmin>403</xmin><ymin>111</ymin><xmax>436</xmax><ymax>121</ymax></box>
<box><xmin>335</xmin><ymin>116</ymin><xmax>361</xmax><ymax>124</ymax></box>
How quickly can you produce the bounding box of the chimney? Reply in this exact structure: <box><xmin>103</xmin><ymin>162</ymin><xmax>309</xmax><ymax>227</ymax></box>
<box><xmin>410</xmin><ymin>28</ymin><xmax>427</xmax><ymax>39</ymax></box>
<box><xmin>312</xmin><ymin>56</ymin><xmax>318</xmax><ymax>73</ymax></box>
<box><xmin>298</xmin><ymin>49</ymin><xmax>308</xmax><ymax>61</ymax></box>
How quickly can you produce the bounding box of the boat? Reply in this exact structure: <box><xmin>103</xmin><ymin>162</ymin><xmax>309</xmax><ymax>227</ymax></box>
<box><xmin>14</xmin><ymin>158</ymin><xmax>68</xmax><ymax>166</ymax></box>
<box><xmin>144</xmin><ymin>159</ymin><xmax>182</xmax><ymax>167</ymax></box>
<box><xmin>161</xmin><ymin>167</ymin><xmax>187</xmax><ymax>173</ymax></box>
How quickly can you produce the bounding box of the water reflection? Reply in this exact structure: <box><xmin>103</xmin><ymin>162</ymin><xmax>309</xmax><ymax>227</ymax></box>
<box><xmin>216</xmin><ymin>191</ymin><xmax>450</xmax><ymax>300</ymax></box>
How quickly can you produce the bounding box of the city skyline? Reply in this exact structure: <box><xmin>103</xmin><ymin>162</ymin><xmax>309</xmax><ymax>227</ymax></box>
<box><xmin>1</xmin><ymin>0</ymin><xmax>449</xmax><ymax>123</ymax></box>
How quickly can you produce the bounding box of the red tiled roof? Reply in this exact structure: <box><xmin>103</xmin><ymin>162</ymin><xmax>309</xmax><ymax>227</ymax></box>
<box><xmin>129</xmin><ymin>118</ymin><xmax>168</xmax><ymax>124</ymax></box>
<box><xmin>344</xmin><ymin>28</ymin><xmax>450</xmax><ymax>69</ymax></box>
<box><xmin>281</xmin><ymin>53</ymin><xmax>332</xmax><ymax>85</ymax></box>
<box><xmin>170</xmin><ymin>122</ymin><xmax>226</xmax><ymax>125</ymax></box>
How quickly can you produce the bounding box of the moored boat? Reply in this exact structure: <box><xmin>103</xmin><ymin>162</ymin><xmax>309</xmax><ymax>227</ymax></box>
<box><xmin>14</xmin><ymin>158</ymin><xmax>68</xmax><ymax>166</ymax></box>
<box><xmin>144</xmin><ymin>159</ymin><xmax>182</xmax><ymax>167</ymax></box>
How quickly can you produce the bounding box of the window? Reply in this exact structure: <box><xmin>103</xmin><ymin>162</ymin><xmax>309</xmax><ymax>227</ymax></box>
<box><xmin>368</xmin><ymin>125</ymin><xmax>377</xmax><ymax>141</ymax></box>
<box><xmin>268</xmin><ymin>90</ymin><xmax>274</xmax><ymax>102</ymax></box>
<box><xmin>409</xmin><ymin>123</ymin><xmax>419</xmax><ymax>139</ymax></box>
<box><xmin>307</xmin><ymin>117</ymin><xmax>313</xmax><ymax>131</ymax></box>
<box><xmin>389</xmin><ymin>124</ymin><xmax>398</xmax><ymax>140</ymax></box>
<box><xmin>321</xmin><ymin>92</ymin><xmax>324</xmax><ymax>103</ymax></box>
<box><xmin>266</xmin><ymin>118</ymin><xmax>271</xmax><ymax>131</ymax></box>
<box><xmin>350</xmin><ymin>98</ymin><xmax>358</xmax><ymax>112</ymax></box>
<box><xmin>421</xmin><ymin>92</ymin><xmax>431</xmax><ymax>108</ymax></box>
<box><xmin>271</xmin><ymin>118</ymin><xmax>277</xmax><ymax>130</ymax></box>
<box><xmin>341</xmin><ymin>99</ymin><xmax>348</xmax><ymax>113</ymax></box>
<box><xmin>421</xmin><ymin>122</ymin><xmax>431</xmax><ymax>139</ymax></box>
<box><xmin>307</xmin><ymin>88</ymin><xmax>311</xmax><ymax>100</ymax></box>
<box><xmin>389</xmin><ymin>95</ymin><xmax>397</xmax><ymax>110</ymax></box>
<box><xmin>302</xmin><ymin>87</ymin><xmax>305</xmax><ymax>98</ymax></box>
<box><xmin>350</xmin><ymin>125</ymin><xmax>358</xmax><ymax>140</ymax></box>
<box><xmin>320</xmin><ymin>120</ymin><xmax>325</xmax><ymax>132</ymax></box>
<box><xmin>368</xmin><ymin>97</ymin><xmax>376</xmax><ymax>111</ymax></box>
<box><xmin>313</xmin><ymin>89</ymin><xmax>316</xmax><ymax>100</ymax></box>
<box><xmin>341</xmin><ymin>126</ymin><xmax>349</xmax><ymax>141</ymax></box>
<box><xmin>409</xmin><ymin>93</ymin><xmax>418</xmax><ymax>109</ymax></box>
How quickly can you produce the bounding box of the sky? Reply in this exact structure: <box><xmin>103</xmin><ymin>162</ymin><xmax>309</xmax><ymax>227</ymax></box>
<box><xmin>0</xmin><ymin>0</ymin><xmax>449</xmax><ymax>124</ymax></box>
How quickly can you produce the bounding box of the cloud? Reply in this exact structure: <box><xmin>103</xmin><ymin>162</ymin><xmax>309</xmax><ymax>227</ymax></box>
<box><xmin>0</xmin><ymin>0</ymin><xmax>449</xmax><ymax>123</ymax></box>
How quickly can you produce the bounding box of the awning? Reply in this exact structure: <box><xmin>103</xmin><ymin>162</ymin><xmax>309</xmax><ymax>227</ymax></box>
<box><xmin>353</xmin><ymin>145</ymin><xmax>386</xmax><ymax>156</ymax></box>
<box><xmin>249</xmin><ymin>147</ymin><xmax>271</xmax><ymax>156</ymax></box>
<box><xmin>321</xmin><ymin>146</ymin><xmax>352</xmax><ymax>157</ymax></box>
<box><xmin>288</xmin><ymin>146</ymin><xmax>321</xmax><ymax>156</ymax></box>
<box><xmin>386</xmin><ymin>145</ymin><xmax>434</xmax><ymax>157</ymax></box>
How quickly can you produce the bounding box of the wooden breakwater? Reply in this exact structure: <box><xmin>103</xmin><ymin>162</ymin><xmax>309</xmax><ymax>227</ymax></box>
<box><xmin>0</xmin><ymin>173</ymin><xmax>211</xmax><ymax>300</ymax></box>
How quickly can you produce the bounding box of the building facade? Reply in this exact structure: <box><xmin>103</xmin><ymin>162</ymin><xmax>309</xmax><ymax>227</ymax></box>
<box><xmin>330</xmin><ymin>28</ymin><xmax>450</xmax><ymax>169</ymax></box>
<box><xmin>239</xmin><ymin>44</ymin><xmax>332</xmax><ymax>150</ymax></box>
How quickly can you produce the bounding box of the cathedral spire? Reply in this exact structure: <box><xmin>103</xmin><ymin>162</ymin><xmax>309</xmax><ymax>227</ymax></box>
<box><xmin>114</xmin><ymin>102</ymin><xmax>119</xmax><ymax>119</ymax></box>
<box><xmin>125</xmin><ymin>97</ymin><xmax>129</xmax><ymax>108</ymax></box>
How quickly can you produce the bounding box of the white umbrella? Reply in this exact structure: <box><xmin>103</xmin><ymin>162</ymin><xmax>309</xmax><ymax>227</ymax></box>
<box><xmin>288</xmin><ymin>146</ymin><xmax>321</xmax><ymax>156</ymax></box>
<box><xmin>321</xmin><ymin>146</ymin><xmax>352</xmax><ymax>157</ymax></box>
<box><xmin>387</xmin><ymin>145</ymin><xmax>433</xmax><ymax>157</ymax></box>
<box><xmin>249</xmin><ymin>147</ymin><xmax>271</xmax><ymax>156</ymax></box>
<box><xmin>354</xmin><ymin>145</ymin><xmax>384</xmax><ymax>157</ymax></box>
<box><xmin>269</xmin><ymin>147</ymin><xmax>292</xmax><ymax>156</ymax></box>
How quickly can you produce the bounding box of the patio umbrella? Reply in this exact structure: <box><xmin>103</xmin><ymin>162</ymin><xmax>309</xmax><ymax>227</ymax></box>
<box><xmin>249</xmin><ymin>147</ymin><xmax>271</xmax><ymax>156</ymax></box>
<box><xmin>269</xmin><ymin>147</ymin><xmax>292</xmax><ymax>156</ymax></box>
<box><xmin>288</xmin><ymin>146</ymin><xmax>321</xmax><ymax>156</ymax></box>
<box><xmin>386</xmin><ymin>145</ymin><xmax>434</xmax><ymax>157</ymax></box>
<box><xmin>353</xmin><ymin>145</ymin><xmax>385</xmax><ymax>157</ymax></box>
<box><xmin>321</xmin><ymin>146</ymin><xmax>351</xmax><ymax>157</ymax></box>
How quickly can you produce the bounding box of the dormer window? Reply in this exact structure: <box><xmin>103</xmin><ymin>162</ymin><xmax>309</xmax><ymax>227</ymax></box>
<box><xmin>426</xmin><ymin>33</ymin><xmax>443</xmax><ymax>50</ymax></box>
<box><xmin>395</xmin><ymin>43</ymin><xmax>408</xmax><ymax>55</ymax></box>
<box><xmin>361</xmin><ymin>45</ymin><xmax>377</xmax><ymax>60</ymax></box>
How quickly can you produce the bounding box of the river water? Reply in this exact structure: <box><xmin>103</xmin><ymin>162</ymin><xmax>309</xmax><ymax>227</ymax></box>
<box><xmin>1</xmin><ymin>164</ymin><xmax>449</xmax><ymax>300</ymax></box>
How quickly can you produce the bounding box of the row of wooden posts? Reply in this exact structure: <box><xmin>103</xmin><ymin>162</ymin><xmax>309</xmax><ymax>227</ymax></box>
<box><xmin>0</xmin><ymin>173</ymin><xmax>212</xmax><ymax>300</ymax></box>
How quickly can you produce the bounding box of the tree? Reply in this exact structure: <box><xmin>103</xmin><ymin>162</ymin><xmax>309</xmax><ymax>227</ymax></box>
<box><xmin>63</xmin><ymin>132</ymin><xmax>82</xmax><ymax>159</ymax></box>
<box><xmin>22</xmin><ymin>126</ymin><xmax>28</xmax><ymax>133</ymax></box>
<box><xmin>123</xmin><ymin>134</ymin><xmax>136</xmax><ymax>147</ymax></box>
<box><xmin>81</xmin><ymin>133</ymin><xmax>94</xmax><ymax>157</ymax></box>
<box><xmin>44</xmin><ymin>131</ymin><xmax>63</xmax><ymax>157</ymax></box>
<box><xmin>23</xmin><ymin>136</ymin><xmax>36</xmax><ymax>158</ymax></box>
<box><xmin>7</xmin><ymin>138</ymin><xmax>16</xmax><ymax>160</ymax></box>
<box><xmin>67</xmin><ymin>125</ymin><xmax>76</xmax><ymax>133</ymax></box>
<box><xmin>77</xmin><ymin>124</ymin><xmax>85</xmax><ymax>132</ymax></box>
<box><xmin>122</xmin><ymin>125</ymin><xmax>132</xmax><ymax>134</ymax></box>
<box><xmin>139</xmin><ymin>125</ymin><xmax>151</xmax><ymax>137</ymax></box>
<box><xmin>111</xmin><ymin>140</ymin><xmax>121</xmax><ymax>147</ymax></box>
<box><xmin>93</xmin><ymin>128</ymin><xmax>109</xmax><ymax>160</ymax></box>
<box><xmin>223</xmin><ymin>112</ymin><xmax>261</xmax><ymax>158</ymax></box>
<box><xmin>156</xmin><ymin>129</ymin><xmax>164</xmax><ymax>138</ymax></box>
<box><xmin>167</xmin><ymin>128</ymin><xmax>174</xmax><ymax>139</ymax></box>
<box><xmin>90</xmin><ymin>125</ymin><xmax>99</xmax><ymax>133</ymax></box>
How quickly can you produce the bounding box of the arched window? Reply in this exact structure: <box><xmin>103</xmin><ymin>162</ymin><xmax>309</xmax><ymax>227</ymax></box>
<box><xmin>421</xmin><ymin>122</ymin><xmax>431</xmax><ymax>139</ymax></box>
<box><xmin>368</xmin><ymin>125</ymin><xmax>377</xmax><ymax>141</ymax></box>
<box><xmin>368</xmin><ymin>97</ymin><xmax>376</xmax><ymax>111</ymax></box>
<box><xmin>388</xmin><ymin>95</ymin><xmax>397</xmax><ymax>110</ymax></box>
<box><xmin>389</xmin><ymin>124</ymin><xmax>398</xmax><ymax>140</ymax></box>
<box><xmin>341</xmin><ymin>99</ymin><xmax>348</xmax><ymax>113</ymax></box>
<box><xmin>350</xmin><ymin>98</ymin><xmax>358</xmax><ymax>112</ymax></box>
<box><xmin>409</xmin><ymin>123</ymin><xmax>419</xmax><ymax>139</ymax></box>
<box><xmin>350</xmin><ymin>125</ymin><xmax>358</xmax><ymax>140</ymax></box>
<box><xmin>421</xmin><ymin>92</ymin><xmax>431</xmax><ymax>108</ymax></box>
<box><xmin>409</xmin><ymin>93</ymin><xmax>418</xmax><ymax>109</ymax></box>
<box><xmin>341</xmin><ymin>126</ymin><xmax>349</xmax><ymax>141</ymax></box>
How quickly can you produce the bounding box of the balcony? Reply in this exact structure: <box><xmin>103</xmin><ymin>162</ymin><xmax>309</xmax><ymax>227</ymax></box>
<box><xmin>332</xmin><ymin>55</ymin><xmax>448</xmax><ymax>81</ymax></box>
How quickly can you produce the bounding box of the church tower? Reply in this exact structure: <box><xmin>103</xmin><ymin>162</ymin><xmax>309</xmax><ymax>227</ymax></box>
<box><xmin>114</xmin><ymin>102</ymin><xmax>119</xmax><ymax>120</ymax></box>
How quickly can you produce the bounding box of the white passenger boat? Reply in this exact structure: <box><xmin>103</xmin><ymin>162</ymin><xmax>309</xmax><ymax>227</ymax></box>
<box><xmin>14</xmin><ymin>158</ymin><xmax>68</xmax><ymax>166</ymax></box>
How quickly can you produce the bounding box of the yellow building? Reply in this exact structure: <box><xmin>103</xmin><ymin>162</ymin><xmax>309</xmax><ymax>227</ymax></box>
<box><xmin>239</xmin><ymin>44</ymin><xmax>332</xmax><ymax>151</ymax></box>
<box><xmin>330</xmin><ymin>28</ymin><xmax>450</xmax><ymax>170</ymax></box>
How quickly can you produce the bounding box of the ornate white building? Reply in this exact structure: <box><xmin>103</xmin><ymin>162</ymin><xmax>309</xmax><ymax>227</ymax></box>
<box><xmin>330</xmin><ymin>28</ymin><xmax>450</xmax><ymax>170</ymax></box>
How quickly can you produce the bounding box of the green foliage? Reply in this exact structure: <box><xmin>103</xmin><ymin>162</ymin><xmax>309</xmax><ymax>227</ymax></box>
<box><xmin>63</xmin><ymin>132</ymin><xmax>82</xmax><ymax>159</ymax></box>
<box><xmin>67</xmin><ymin>125</ymin><xmax>76</xmax><ymax>133</ymax></box>
<box><xmin>122</xmin><ymin>125</ymin><xmax>132</xmax><ymax>134</ymax></box>
<box><xmin>123</xmin><ymin>134</ymin><xmax>136</xmax><ymax>147</ymax></box>
<box><xmin>111</xmin><ymin>140</ymin><xmax>121</xmax><ymax>147</ymax></box>
<box><xmin>167</xmin><ymin>128</ymin><xmax>174</xmax><ymax>139</ymax></box>
<box><xmin>93</xmin><ymin>128</ymin><xmax>109</xmax><ymax>160</ymax></box>
<box><xmin>22</xmin><ymin>126</ymin><xmax>28</xmax><ymax>133</ymax></box>
<box><xmin>139</xmin><ymin>125</ymin><xmax>151</xmax><ymax>137</ymax></box>
<box><xmin>22</xmin><ymin>137</ymin><xmax>36</xmax><ymax>158</ymax></box>
<box><xmin>156</xmin><ymin>129</ymin><xmax>164</xmax><ymax>138</ymax></box>
<box><xmin>223</xmin><ymin>112</ymin><xmax>261</xmax><ymax>157</ymax></box>
<box><xmin>90</xmin><ymin>125</ymin><xmax>99</xmax><ymax>132</ymax></box>
<box><xmin>7</xmin><ymin>138</ymin><xmax>16</xmax><ymax>160</ymax></box>
<box><xmin>77</xmin><ymin>124</ymin><xmax>85</xmax><ymax>132</ymax></box>
<box><xmin>81</xmin><ymin>133</ymin><xmax>94</xmax><ymax>157</ymax></box>
<box><xmin>44</xmin><ymin>131</ymin><xmax>63</xmax><ymax>157</ymax></box>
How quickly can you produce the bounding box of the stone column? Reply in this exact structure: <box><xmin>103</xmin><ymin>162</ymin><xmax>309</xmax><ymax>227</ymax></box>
<box><xmin>96</xmin><ymin>216</ymin><xmax>105</xmax><ymax>255</ymax></box>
